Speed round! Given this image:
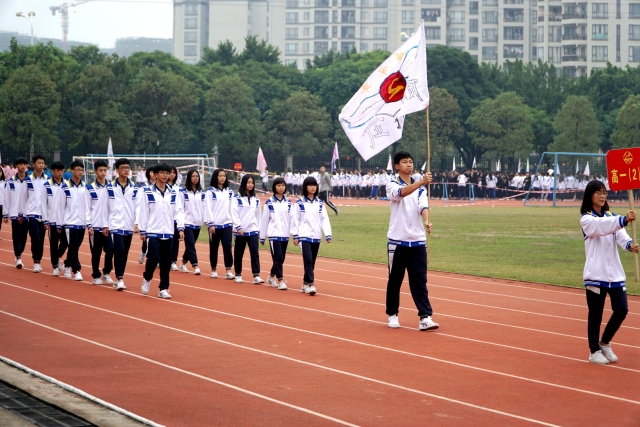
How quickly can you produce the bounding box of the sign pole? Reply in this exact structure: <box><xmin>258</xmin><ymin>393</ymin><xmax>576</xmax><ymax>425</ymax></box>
<box><xmin>627</xmin><ymin>189</ymin><xmax>639</xmax><ymax>282</ymax></box>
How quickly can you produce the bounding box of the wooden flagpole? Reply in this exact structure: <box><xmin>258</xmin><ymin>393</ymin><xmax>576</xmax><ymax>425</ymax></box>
<box><xmin>426</xmin><ymin>106</ymin><xmax>431</xmax><ymax>253</ymax></box>
<box><xmin>628</xmin><ymin>190</ymin><xmax>639</xmax><ymax>282</ymax></box>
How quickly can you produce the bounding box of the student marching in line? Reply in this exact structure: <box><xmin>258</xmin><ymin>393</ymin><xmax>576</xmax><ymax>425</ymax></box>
<box><xmin>385</xmin><ymin>151</ymin><xmax>439</xmax><ymax>331</ymax></box>
<box><xmin>138</xmin><ymin>164</ymin><xmax>185</xmax><ymax>299</ymax></box>
<box><xmin>259</xmin><ymin>177</ymin><xmax>291</xmax><ymax>290</ymax></box>
<box><xmin>0</xmin><ymin>168</ymin><xmax>5</xmax><ymax>236</ymax></box>
<box><xmin>136</xmin><ymin>165</ymin><xmax>156</xmax><ymax>264</ymax></box>
<box><xmin>25</xmin><ymin>155</ymin><xmax>48</xmax><ymax>273</ymax></box>
<box><xmin>42</xmin><ymin>162</ymin><xmax>68</xmax><ymax>276</ymax></box>
<box><xmin>63</xmin><ymin>160</ymin><xmax>92</xmax><ymax>281</ymax></box>
<box><xmin>580</xmin><ymin>180</ymin><xmax>636</xmax><ymax>364</ymax></box>
<box><xmin>291</xmin><ymin>176</ymin><xmax>332</xmax><ymax>296</ymax></box>
<box><xmin>87</xmin><ymin>160</ymin><xmax>115</xmax><ymax>286</ymax></box>
<box><xmin>109</xmin><ymin>158</ymin><xmax>138</xmax><ymax>291</ymax></box>
<box><xmin>232</xmin><ymin>174</ymin><xmax>264</xmax><ymax>284</ymax></box>
<box><xmin>178</xmin><ymin>169</ymin><xmax>204</xmax><ymax>275</ymax></box>
<box><xmin>3</xmin><ymin>158</ymin><xmax>30</xmax><ymax>269</ymax></box>
<box><xmin>167</xmin><ymin>165</ymin><xmax>182</xmax><ymax>272</ymax></box>
<box><xmin>205</xmin><ymin>169</ymin><xmax>235</xmax><ymax>280</ymax></box>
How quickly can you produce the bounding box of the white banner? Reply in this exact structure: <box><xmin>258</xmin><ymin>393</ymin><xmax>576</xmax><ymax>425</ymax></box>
<box><xmin>339</xmin><ymin>22</ymin><xmax>429</xmax><ymax>161</ymax></box>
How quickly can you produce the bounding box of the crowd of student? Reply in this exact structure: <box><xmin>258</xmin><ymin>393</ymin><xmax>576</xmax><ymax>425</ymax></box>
<box><xmin>0</xmin><ymin>156</ymin><xmax>333</xmax><ymax>299</ymax></box>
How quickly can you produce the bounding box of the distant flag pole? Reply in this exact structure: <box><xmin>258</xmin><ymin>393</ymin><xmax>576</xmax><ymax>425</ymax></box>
<box><xmin>107</xmin><ymin>137</ymin><xmax>115</xmax><ymax>170</ymax></box>
<box><xmin>576</xmin><ymin>160</ymin><xmax>579</xmax><ymax>174</ymax></box>
<box><xmin>497</xmin><ymin>159</ymin><xmax>501</xmax><ymax>172</ymax></box>
<box><xmin>472</xmin><ymin>157</ymin><xmax>476</xmax><ymax>169</ymax></box>
<box><xmin>556</xmin><ymin>161</ymin><xmax>560</xmax><ymax>176</ymax></box>
<box><xmin>584</xmin><ymin>161</ymin><xmax>590</xmax><ymax>176</ymax></box>
<box><xmin>517</xmin><ymin>159</ymin><xmax>521</xmax><ymax>173</ymax></box>
<box><xmin>256</xmin><ymin>147</ymin><xmax>268</xmax><ymax>173</ymax></box>
<box><xmin>331</xmin><ymin>142</ymin><xmax>339</xmax><ymax>173</ymax></box>
<box><xmin>526</xmin><ymin>158</ymin><xmax>530</xmax><ymax>173</ymax></box>
<box><xmin>387</xmin><ymin>154</ymin><xmax>393</xmax><ymax>171</ymax></box>
<box><xmin>452</xmin><ymin>157</ymin><xmax>456</xmax><ymax>171</ymax></box>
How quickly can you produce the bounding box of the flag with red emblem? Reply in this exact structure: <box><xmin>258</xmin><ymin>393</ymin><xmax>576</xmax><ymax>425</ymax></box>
<box><xmin>339</xmin><ymin>21</ymin><xmax>429</xmax><ymax>161</ymax></box>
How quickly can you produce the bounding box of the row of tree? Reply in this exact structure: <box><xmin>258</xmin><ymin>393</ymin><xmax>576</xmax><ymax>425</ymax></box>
<box><xmin>1</xmin><ymin>36</ymin><xmax>640</xmax><ymax>167</ymax></box>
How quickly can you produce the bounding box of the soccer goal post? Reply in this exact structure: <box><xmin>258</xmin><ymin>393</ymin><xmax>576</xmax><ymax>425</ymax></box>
<box><xmin>72</xmin><ymin>154</ymin><xmax>213</xmax><ymax>184</ymax></box>
<box><xmin>523</xmin><ymin>152</ymin><xmax>606</xmax><ymax>207</ymax></box>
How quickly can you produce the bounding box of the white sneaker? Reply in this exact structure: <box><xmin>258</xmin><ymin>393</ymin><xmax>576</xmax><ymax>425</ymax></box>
<box><xmin>210</xmin><ymin>271</ymin><xmax>218</xmax><ymax>279</ymax></box>
<box><xmin>277</xmin><ymin>281</ymin><xmax>288</xmax><ymax>290</ymax></box>
<box><xmin>15</xmin><ymin>258</ymin><xmax>23</xmax><ymax>269</ymax></box>
<box><xmin>253</xmin><ymin>276</ymin><xmax>265</xmax><ymax>284</ymax></box>
<box><xmin>267</xmin><ymin>277</ymin><xmax>278</xmax><ymax>287</ymax></box>
<box><xmin>102</xmin><ymin>274</ymin><xmax>114</xmax><ymax>285</ymax></box>
<box><xmin>419</xmin><ymin>316</ymin><xmax>439</xmax><ymax>331</ymax></box>
<box><xmin>63</xmin><ymin>267</ymin><xmax>72</xmax><ymax>279</ymax></box>
<box><xmin>33</xmin><ymin>263</ymin><xmax>42</xmax><ymax>273</ymax></box>
<box><xmin>158</xmin><ymin>289</ymin><xmax>172</xmax><ymax>299</ymax></box>
<box><xmin>599</xmin><ymin>342</ymin><xmax>618</xmax><ymax>363</ymax></box>
<box><xmin>74</xmin><ymin>272</ymin><xmax>83</xmax><ymax>281</ymax></box>
<box><xmin>235</xmin><ymin>276</ymin><xmax>243</xmax><ymax>283</ymax></box>
<box><xmin>92</xmin><ymin>278</ymin><xmax>103</xmax><ymax>285</ymax></box>
<box><xmin>308</xmin><ymin>285</ymin><xmax>317</xmax><ymax>295</ymax></box>
<box><xmin>179</xmin><ymin>263</ymin><xmax>189</xmax><ymax>273</ymax></box>
<box><xmin>388</xmin><ymin>314</ymin><xmax>401</xmax><ymax>329</ymax></box>
<box><xmin>193</xmin><ymin>267</ymin><xmax>201</xmax><ymax>275</ymax></box>
<box><xmin>225</xmin><ymin>271</ymin><xmax>235</xmax><ymax>280</ymax></box>
<box><xmin>589</xmin><ymin>350</ymin><xmax>609</xmax><ymax>365</ymax></box>
<box><xmin>170</xmin><ymin>263</ymin><xmax>179</xmax><ymax>271</ymax></box>
<box><xmin>114</xmin><ymin>280</ymin><xmax>126</xmax><ymax>291</ymax></box>
<box><xmin>138</xmin><ymin>251</ymin><xmax>145</xmax><ymax>264</ymax></box>
<box><xmin>141</xmin><ymin>279</ymin><xmax>151</xmax><ymax>295</ymax></box>
<box><xmin>52</xmin><ymin>267</ymin><xmax>60</xmax><ymax>276</ymax></box>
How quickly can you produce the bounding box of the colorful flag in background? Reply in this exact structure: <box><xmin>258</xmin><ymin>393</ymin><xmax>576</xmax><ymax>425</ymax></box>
<box><xmin>339</xmin><ymin>21</ymin><xmax>429</xmax><ymax>161</ymax></box>
<box><xmin>584</xmin><ymin>161</ymin><xmax>590</xmax><ymax>176</ymax></box>
<box><xmin>107</xmin><ymin>137</ymin><xmax>115</xmax><ymax>170</ymax></box>
<box><xmin>256</xmin><ymin>147</ymin><xmax>268</xmax><ymax>173</ymax></box>
<box><xmin>331</xmin><ymin>142</ymin><xmax>339</xmax><ymax>173</ymax></box>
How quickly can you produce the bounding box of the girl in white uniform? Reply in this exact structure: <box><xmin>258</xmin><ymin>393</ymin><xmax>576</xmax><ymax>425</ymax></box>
<box><xmin>580</xmin><ymin>180</ymin><xmax>637</xmax><ymax>364</ymax></box>
<box><xmin>232</xmin><ymin>174</ymin><xmax>263</xmax><ymax>284</ymax></box>
<box><xmin>205</xmin><ymin>169</ymin><xmax>235</xmax><ymax>279</ymax></box>
<box><xmin>259</xmin><ymin>177</ymin><xmax>291</xmax><ymax>290</ymax></box>
<box><xmin>179</xmin><ymin>169</ymin><xmax>204</xmax><ymax>275</ymax></box>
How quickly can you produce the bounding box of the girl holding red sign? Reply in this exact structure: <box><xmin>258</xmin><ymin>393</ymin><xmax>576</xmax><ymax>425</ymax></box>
<box><xmin>580</xmin><ymin>180</ymin><xmax>638</xmax><ymax>364</ymax></box>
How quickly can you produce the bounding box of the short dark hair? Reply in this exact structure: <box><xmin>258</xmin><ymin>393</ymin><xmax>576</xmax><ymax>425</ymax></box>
<box><xmin>32</xmin><ymin>155</ymin><xmax>45</xmax><ymax>164</ymax></box>
<box><xmin>185</xmin><ymin>169</ymin><xmax>202</xmax><ymax>192</ymax></box>
<box><xmin>145</xmin><ymin>165</ymin><xmax>155</xmax><ymax>180</ymax></box>
<box><xmin>210</xmin><ymin>169</ymin><xmax>229</xmax><ymax>189</ymax></box>
<box><xmin>581</xmin><ymin>180</ymin><xmax>609</xmax><ymax>214</ymax></box>
<box><xmin>302</xmin><ymin>176</ymin><xmax>319</xmax><ymax>198</ymax></box>
<box><xmin>50</xmin><ymin>161</ymin><xmax>65</xmax><ymax>171</ymax></box>
<box><xmin>393</xmin><ymin>151</ymin><xmax>413</xmax><ymax>166</ymax></box>
<box><xmin>14</xmin><ymin>157</ymin><xmax>28</xmax><ymax>166</ymax></box>
<box><xmin>94</xmin><ymin>160</ymin><xmax>108</xmax><ymax>170</ymax></box>
<box><xmin>70</xmin><ymin>160</ymin><xmax>84</xmax><ymax>170</ymax></box>
<box><xmin>239</xmin><ymin>174</ymin><xmax>256</xmax><ymax>198</ymax></box>
<box><xmin>272</xmin><ymin>177</ymin><xmax>286</xmax><ymax>194</ymax></box>
<box><xmin>153</xmin><ymin>163</ymin><xmax>171</xmax><ymax>174</ymax></box>
<box><xmin>115</xmin><ymin>158</ymin><xmax>130</xmax><ymax>169</ymax></box>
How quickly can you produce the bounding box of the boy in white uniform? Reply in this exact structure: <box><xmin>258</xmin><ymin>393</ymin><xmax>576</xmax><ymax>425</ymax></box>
<box><xmin>87</xmin><ymin>160</ymin><xmax>115</xmax><ymax>286</ymax></box>
<box><xmin>42</xmin><ymin>162</ymin><xmax>68</xmax><ymax>276</ymax></box>
<box><xmin>25</xmin><ymin>155</ymin><xmax>48</xmax><ymax>273</ymax></box>
<box><xmin>110</xmin><ymin>158</ymin><xmax>138</xmax><ymax>291</ymax></box>
<box><xmin>385</xmin><ymin>151</ymin><xmax>439</xmax><ymax>331</ymax></box>
<box><xmin>3</xmin><ymin>158</ymin><xmax>30</xmax><ymax>268</ymax></box>
<box><xmin>63</xmin><ymin>161</ymin><xmax>92</xmax><ymax>281</ymax></box>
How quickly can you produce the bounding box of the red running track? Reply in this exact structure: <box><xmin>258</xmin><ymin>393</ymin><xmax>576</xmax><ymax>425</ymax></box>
<box><xmin>1</xmin><ymin>229</ymin><xmax>639</xmax><ymax>426</ymax></box>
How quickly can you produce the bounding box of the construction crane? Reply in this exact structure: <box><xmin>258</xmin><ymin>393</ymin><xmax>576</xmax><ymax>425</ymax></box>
<box><xmin>49</xmin><ymin>0</ymin><xmax>91</xmax><ymax>52</ymax></box>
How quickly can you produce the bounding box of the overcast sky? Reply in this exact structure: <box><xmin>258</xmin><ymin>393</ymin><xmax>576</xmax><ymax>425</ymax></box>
<box><xmin>0</xmin><ymin>0</ymin><xmax>173</xmax><ymax>48</ymax></box>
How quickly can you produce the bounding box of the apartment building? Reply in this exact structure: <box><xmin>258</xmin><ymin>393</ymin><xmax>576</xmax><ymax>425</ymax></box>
<box><xmin>173</xmin><ymin>0</ymin><xmax>640</xmax><ymax>74</ymax></box>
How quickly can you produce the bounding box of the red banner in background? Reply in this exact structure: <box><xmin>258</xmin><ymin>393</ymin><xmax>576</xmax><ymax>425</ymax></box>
<box><xmin>606</xmin><ymin>148</ymin><xmax>640</xmax><ymax>192</ymax></box>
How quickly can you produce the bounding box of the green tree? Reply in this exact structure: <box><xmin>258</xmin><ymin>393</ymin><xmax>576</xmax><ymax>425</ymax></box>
<box><xmin>201</xmin><ymin>40</ymin><xmax>237</xmax><ymax>66</ymax></box>
<box><xmin>0</xmin><ymin>65</ymin><xmax>61</xmax><ymax>154</ymax></box>
<box><xmin>200</xmin><ymin>75</ymin><xmax>263</xmax><ymax>161</ymax></box>
<box><xmin>466</xmin><ymin>92</ymin><xmax>533</xmax><ymax>157</ymax></box>
<box><xmin>126</xmin><ymin>68</ymin><xmax>200</xmax><ymax>154</ymax></box>
<box><xmin>549</xmin><ymin>95</ymin><xmax>601</xmax><ymax>153</ymax></box>
<box><xmin>400</xmin><ymin>87</ymin><xmax>464</xmax><ymax>158</ymax></box>
<box><xmin>528</xmin><ymin>107</ymin><xmax>554</xmax><ymax>155</ymax></box>
<box><xmin>264</xmin><ymin>90</ymin><xmax>332</xmax><ymax>157</ymax></box>
<box><xmin>237</xmin><ymin>36</ymin><xmax>281</xmax><ymax>64</ymax></box>
<box><xmin>611</xmin><ymin>94</ymin><xmax>640</xmax><ymax>148</ymax></box>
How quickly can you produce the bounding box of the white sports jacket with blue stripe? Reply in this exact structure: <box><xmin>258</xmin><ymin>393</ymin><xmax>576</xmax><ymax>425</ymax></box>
<box><xmin>290</xmin><ymin>196</ymin><xmax>332</xmax><ymax>243</ymax></box>
<box><xmin>138</xmin><ymin>184</ymin><xmax>185</xmax><ymax>239</ymax></box>
<box><xmin>259</xmin><ymin>195</ymin><xmax>292</xmax><ymax>243</ymax></box>
<box><xmin>109</xmin><ymin>179</ymin><xmax>138</xmax><ymax>235</ymax></box>
<box><xmin>231</xmin><ymin>194</ymin><xmax>261</xmax><ymax>236</ymax></box>
<box><xmin>386</xmin><ymin>176</ymin><xmax>429</xmax><ymax>247</ymax></box>
<box><xmin>581</xmin><ymin>210</ymin><xmax>633</xmax><ymax>288</ymax></box>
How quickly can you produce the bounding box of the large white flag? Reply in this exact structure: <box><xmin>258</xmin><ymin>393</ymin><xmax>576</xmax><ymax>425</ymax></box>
<box><xmin>584</xmin><ymin>161</ymin><xmax>590</xmax><ymax>176</ymax></box>
<box><xmin>517</xmin><ymin>159</ymin><xmax>521</xmax><ymax>173</ymax></box>
<box><xmin>526</xmin><ymin>158</ymin><xmax>530</xmax><ymax>173</ymax></box>
<box><xmin>452</xmin><ymin>157</ymin><xmax>456</xmax><ymax>171</ymax></box>
<box><xmin>339</xmin><ymin>22</ymin><xmax>429</xmax><ymax>161</ymax></box>
<box><xmin>256</xmin><ymin>147</ymin><xmax>268</xmax><ymax>173</ymax></box>
<box><xmin>387</xmin><ymin>154</ymin><xmax>393</xmax><ymax>171</ymax></box>
<box><xmin>107</xmin><ymin>137</ymin><xmax>115</xmax><ymax>169</ymax></box>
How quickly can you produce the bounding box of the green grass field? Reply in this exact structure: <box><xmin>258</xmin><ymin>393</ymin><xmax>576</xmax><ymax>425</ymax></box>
<box><xmin>199</xmin><ymin>205</ymin><xmax>640</xmax><ymax>295</ymax></box>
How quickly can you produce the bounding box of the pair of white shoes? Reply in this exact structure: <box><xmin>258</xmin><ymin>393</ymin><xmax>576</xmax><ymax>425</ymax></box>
<box><xmin>267</xmin><ymin>277</ymin><xmax>288</xmax><ymax>290</ymax></box>
<box><xmin>234</xmin><ymin>276</ymin><xmax>266</xmax><ymax>284</ymax></box>
<box><xmin>58</xmin><ymin>266</ymin><xmax>83</xmax><ymax>281</ymax></box>
<box><xmin>388</xmin><ymin>314</ymin><xmax>440</xmax><ymax>331</ymax></box>
<box><xmin>92</xmin><ymin>274</ymin><xmax>114</xmax><ymax>286</ymax></box>
<box><xmin>141</xmin><ymin>279</ymin><xmax>171</xmax><ymax>299</ymax></box>
<box><xmin>177</xmin><ymin>262</ymin><xmax>201</xmax><ymax>275</ymax></box>
<box><xmin>210</xmin><ymin>271</ymin><xmax>236</xmax><ymax>280</ymax></box>
<box><xmin>301</xmin><ymin>284</ymin><xmax>317</xmax><ymax>295</ymax></box>
<box><xmin>589</xmin><ymin>342</ymin><xmax>618</xmax><ymax>364</ymax></box>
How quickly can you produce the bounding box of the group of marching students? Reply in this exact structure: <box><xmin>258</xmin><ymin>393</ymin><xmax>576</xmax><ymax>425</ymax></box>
<box><xmin>0</xmin><ymin>156</ymin><xmax>332</xmax><ymax>299</ymax></box>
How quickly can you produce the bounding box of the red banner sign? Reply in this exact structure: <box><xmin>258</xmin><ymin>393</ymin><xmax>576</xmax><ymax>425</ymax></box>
<box><xmin>606</xmin><ymin>148</ymin><xmax>640</xmax><ymax>191</ymax></box>
<box><xmin>233</xmin><ymin>163</ymin><xmax>243</xmax><ymax>171</ymax></box>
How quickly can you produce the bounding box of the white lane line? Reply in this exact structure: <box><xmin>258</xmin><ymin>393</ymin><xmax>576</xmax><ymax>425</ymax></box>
<box><xmin>0</xmin><ymin>312</ymin><xmax>361</xmax><ymax>427</ymax></box>
<box><xmin>4</xmin><ymin>281</ymin><xmax>640</xmax><ymax>406</ymax></box>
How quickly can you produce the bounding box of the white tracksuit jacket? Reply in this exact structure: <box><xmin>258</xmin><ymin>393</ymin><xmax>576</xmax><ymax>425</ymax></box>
<box><xmin>231</xmin><ymin>194</ymin><xmax>261</xmax><ymax>237</ymax></box>
<box><xmin>291</xmin><ymin>196</ymin><xmax>332</xmax><ymax>243</ymax></box>
<box><xmin>63</xmin><ymin>179</ymin><xmax>92</xmax><ymax>229</ymax></box>
<box><xmin>180</xmin><ymin>188</ymin><xmax>205</xmax><ymax>229</ymax></box>
<box><xmin>581</xmin><ymin>210</ymin><xmax>633</xmax><ymax>288</ymax></box>
<box><xmin>386</xmin><ymin>176</ymin><xmax>429</xmax><ymax>247</ymax></box>
<box><xmin>42</xmin><ymin>178</ymin><xmax>67</xmax><ymax>229</ymax></box>
<box><xmin>109</xmin><ymin>179</ymin><xmax>138</xmax><ymax>235</ymax></box>
<box><xmin>259</xmin><ymin>195</ymin><xmax>292</xmax><ymax>243</ymax></box>
<box><xmin>138</xmin><ymin>184</ymin><xmax>185</xmax><ymax>239</ymax></box>
<box><xmin>4</xmin><ymin>174</ymin><xmax>28</xmax><ymax>220</ymax></box>
<box><xmin>204</xmin><ymin>186</ymin><xmax>234</xmax><ymax>230</ymax></box>
<box><xmin>25</xmin><ymin>172</ymin><xmax>48</xmax><ymax>221</ymax></box>
<box><xmin>87</xmin><ymin>181</ymin><xmax>111</xmax><ymax>231</ymax></box>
